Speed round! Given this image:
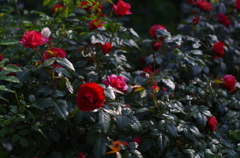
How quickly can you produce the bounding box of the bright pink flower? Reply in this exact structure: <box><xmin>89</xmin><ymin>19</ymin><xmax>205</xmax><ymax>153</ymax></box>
<box><xmin>149</xmin><ymin>24</ymin><xmax>166</xmax><ymax>40</ymax></box>
<box><xmin>193</xmin><ymin>16</ymin><xmax>200</xmax><ymax>24</ymax></box>
<box><xmin>76</xmin><ymin>82</ymin><xmax>105</xmax><ymax>112</ymax></box>
<box><xmin>52</xmin><ymin>4</ymin><xmax>65</xmax><ymax>13</ymax></box>
<box><xmin>89</xmin><ymin>19</ymin><xmax>104</xmax><ymax>30</ymax></box>
<box><xmin>102</xmin><ymin>74</ymin><xmax>128</xmax><ymax>93</ymax></box>
<box><xmin>132</xmin><ymin>137</ymin><xmax>143</xmax><ymax>144</ymax></box>
<box><xmin>101</xmin><ymin>43</ymin><xmax>112</xmax><ymax>53</ymax></box>
<box><xmin>113</xmin><ymin>0</ymin><xmax>132</xmax><ymax>16</ymax></box>
<box><xmin>235</xmin><ymin>0</ymin><xmax>240</xmax><ymax>11</ymax></box>
<box><xmin>222</xmin><ymin>74</ymin><xmax>236</xmax><ymax>92</ymax></box>
<box><xmin>42</xmin><ymin>47</ymin><xmax>66</xmax><ymax>68</ymax></box>
<box><xmin>213</xmin><ymin>41</ymin><xmax>224</xmax><ymax>59</ymax></box>
<box><xmin>20</xmin><ymin>30</ymin><xmax>48</xmax><ymax>49</ymax></box>
<box><xmin>194</xmin><ymin>0</ymin><xmax>212</xmax><ymax>12</ymax></box>
<box><xmin>207</xmin><ymin>116</ymin><xmax>218</xmax><ymax>131</ymax></box>
<box><xmin>218</xmin><ymin>13</ymin><xmax>231</xmax><ymax>26</ymax></box>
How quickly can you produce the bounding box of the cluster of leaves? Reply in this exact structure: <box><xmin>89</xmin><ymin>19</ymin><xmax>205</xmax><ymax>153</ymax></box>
<box><xmin>0</xmin><ymin>0</ymin><xmax>240</xmax><ymax>158</ymax></box>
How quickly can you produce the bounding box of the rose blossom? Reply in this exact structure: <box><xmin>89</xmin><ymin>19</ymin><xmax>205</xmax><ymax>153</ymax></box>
<box><xmin>142</xmin><ymin>65</ymin><xmax>160</xmax><ymax>77</ymax></box>
<box><xmin>89</xmin><ymin>19</ymin><xmax>104</xmax><ymax>30</ymax></box>
<box><xmin>207</xmin><ymin>116</ymin><xmax>218</xmax><ymax>131</ymax></box>
<box><xmin>194</xmin><ymin>0</ymin><xmax>212</xmax><ymax>12</ymax></box>
<box><xmin>101</xmin><ymin>43</ymin><xmax>112</xmax><ymax>54</ymax></box>
<box><xmin>102</xmin><ymin>74</ymin><xmax>128</xmax><ymax>93</ymax></box>
<box><xmin>41</xmin><ymin>27</ymin><xmax>51</xmax><ymax>38</ymax></box>
<box><xmin>52</xmin><ymin>4</ymin><xmax>65</xmax><ymax>13</ymax></box>
<box><xmin>152</xmin><ymin>86</ymin><xmax>160</xmax><ymax>93</ymax></box>
<box><xmin>0</xmin><ymin>55</ymin><xmax>4</xmax><ymax>61</ymax></box>
<box><xmin>149</xmin><ymin>24</ymin><xmax>166</xmax><ymax>40</ymax></box>
<box><xmin>112</xmin><ymin>0</ymin><xmax>132</xmax><ymax>16</ymax></box>
<box><xmin>152</xmin><ymin>41</ymin><xmax>162</xmax><ymax>51</ymax></box>
<box><xmin>218</xmin><ymin>13</ymin><xmax>231</xmax><ymax>27</ymax></box>
<box><xmin>193</xmin><ymin>16</ymin><xmax>200</xmax><ymax>25</ymax></box>
<box><xmin>132</xmin><ymin>136</ymin><xmax>143</xmax><ymax>144</ymax></box>
<box><xmin>78</xmin><ymin>1</ymin><xmax>103</xmax><ymax>11</ymax></box>
<box><xmin>42</xmin><ymin>47</ymin><xmax>66</xmax><ymax>68</ymax></box>
<box><xmin>222</xmin><ymin>74</ymin><xmax>236</xmax><ymax>92</ymax></box>
<box><xmin>235</xmin><ymin>0</ymin><xmax>240</xmax><ymax>11</ymax></box>
<box><xmin>20</xmin><ymin>30</ymin><xmax>48</xmax><ymax>49</ymax></box>
<box><xmin>76</xmin><ymin>82</ymin><xmax>105</xmax><ymax>112</ymax></box>
<box><xmin>213</xmin><ymin>41</ymin><xmax>224</xmax><ymax>59</ymax></box>
<box><xmin>77</xmin><ymin>153</ymin><xmax>85</xmax><ymax>158</ymax></box>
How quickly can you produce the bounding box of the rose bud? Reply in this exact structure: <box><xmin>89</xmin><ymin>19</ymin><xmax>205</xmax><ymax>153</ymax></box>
<box><xmin>207</xmin><ymin>116</ymin><xmax>218</xmax><ymax>131</ymax></box>
<box><xmin>149</xmin><ymin>24</ymin><xmax>166</xmax><ymax>40</ymax></box>
<box><xmin>101</xmin><ymin>43</ymin><xmax>112</xmax><ymax>54</ymax></box>
<box><xmin>213</xmin><ymin>41</ymin><xmax>224</xmax><ymax>59</ymax></box>
<box><xmin>193</xmin><ymin>16</ymin><xmax>200</xmax><ymax>25</ymax></box>
<box><xmin>132</xmin><ymin>136</ymin><xmax>143</xmax><ymax>144</ymax></box>
<box><xmin>222</xmin><ymin>74</ymin><xmax>236</xmax><ymax>92</ymax></box>
<box><xmin>41</xmin><ymin>27</ymin><xmax>51</xmax><ymax>38</ymax></box>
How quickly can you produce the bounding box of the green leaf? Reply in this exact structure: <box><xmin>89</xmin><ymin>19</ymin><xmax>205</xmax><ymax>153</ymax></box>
<box><xmin>12</xmin><ymin>134</ymin><xmax>20</xmax><ymax>142</ymax></box>
<box><xmin>19</xmin><ymin>137</ymin><xmax>28</xmax><ymax>147</ymax></box>
<box><xmin>29</xmin><ymin>95</ymin><xmax>36</xmax><ymax>103</ymax></box>
<box><xmin>128</xmin><ymin>116</ymin><xmax>142</xmax><ymax>132</ymax></box>
<box><xmin>138</xmin><ymin>138</ymin><xmax>152</xmax><ymax>152</ymax></box>
<box><xmin>49</xmin><ymin>129</ymin><xmax>60</xmax><ymax>142</ymax></box>
<box><xmin>183</xmin><ymin>149</ymin><xmax>197</xmax><ymax>158</ymax></box>
<box><xmin>0</xmin><ymin>85</ymin><xmax>14</xmax><ymax>93</ymax></box>
<box><xmin>117</xmin><ymin>115</ymin><xmax>129</xmax><ymax>129</ymax></box>
<box><xmin>167</xmin><ymin>123</ymin><xmax>178</xmax><ymax>137</ymax></box>
<box><xmin>57</xmin><ymin>58</ymin><xmax>75</xmax><ymax>71</ymax></box>
<box><xmin>0</xmin><ymin>76</ymin><xmax>19</xmax><ymax>83</ymax></box>
<box><xmin>98</xmin><ymin>112</ymin><xmax>111</xmax><ymax>133</ymax></box>
<box><xmin>42</xmin><ymin>59</ymin><xmax>54</xmax><ymax>67</ymax></box>
<box><xmin>64</xmin><ymin>77</ymin><xmax>73</xmax><ymax>94</ymax></box>
<box><xmin>157</xmin><ymin>133</ymin><xmax>168</xmax><ymax>150</ymax></box>
<box><xmin>53</xmin><ymin>100</ymin><xmax>69</xmax><ymax>120</ymax></box>
<box><xmin>129</xmin><ymin>28</ymin><xmax>139</xmax><ymax>38</ymax></box>
<box><xmin>0</xmin><ymin>39</ymin><xmax>18</xmax><ymax>45</ymax></box>
<box><xmin>129</xmin><ymin>39</ymin><xmax>140</xmax><ymax>49</ymax></box>
<box><xmin>162</xmin><ymin>78</ymin><xmax>175</xmax><ymax>90</ymax></box>
<box><xmin>196</xmin><ymin>113</ymin><xmax>207</xmax><ymax>127</ymax></box>
<box><xmin>93</xmin><ymin>137</ymin><xmax>107</xmax><ymax>158</ymax></box>
<box><xmin>49</xmin><ymin>152</ymin><xmax>63</xmax><ymax>158</ymax></box>
<box><xmin>189</xmin><ymin>126</ymin><xmax>201</xmax><ymax>137</ymax></box>
<box><xmin>4</xmin><ymin>64</ymin><xmax>21</xmax><ymax>72</ymax></box>
<box><xmin>104</xmin><ymin>86</ymin><xmax>116</xmax><ymax>100</ymax></box>
<box><xmin>19</xmin><ymin>129</ymin><xmax>30</xmax><ymax>136</ymax></box>
<box><xmin>31</xmin><ymin>125</ymin><xmax>47</xmax><ymax>139</ymax></box>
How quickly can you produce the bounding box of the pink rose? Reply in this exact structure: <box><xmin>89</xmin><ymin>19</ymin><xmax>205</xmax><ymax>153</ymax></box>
<box><xmin>213</xmin><ymin>41</ymin><xmax>224</xmax><ymax>59</ymax></box>
<box><xmin>222</xmin><ymin>74</ymin><xmax>236</xmax><ymax>92</ymax></box>
<box><xmin>102</xmin><ymin>74</ymin><xmax>128</xmax><ymax>93</ymax></box>
<box><xmin>207</xmin><ymin>116</ymin><xmax>218</xmax><ymax>131</ymax></box>
<box><xmin>20</xmin><ymin>30</ymin><xmax>48</xmax><ymax>49</ymax></box>
<box><xmin>132</xmin><ymin>136</ymin><xmax>143</xmax><ymax>144</ymax></box>
<box><xmin>113</xmin><ymin>0</ymin><xmax>132</xmax><ymax>16</ymax></box>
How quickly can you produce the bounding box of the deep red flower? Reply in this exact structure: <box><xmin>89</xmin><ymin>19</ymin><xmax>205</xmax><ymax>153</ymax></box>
<box><xmin>152</xmin><ymin>41</ymin><xmax>163</xmax><ymax>51</ymax></box>
<box><xmin>188</xmin><ymin>0</ymin><xmax>194</xmax><ymax>3</ymax></box>
<box><xmin>235</xmin><ymin>0</ymin><xmax>240</xmax><ymax>11</ymax></box>
<box><xmin>78</xmin><ymin>1</ymin><xmax>103</xmax><ymax>11</ymax></box>
<box><xmin>76</xmin><ymin>82</ymin><xmax>105</xmax><ymax>112</ymax></box>
<box><xmin>101</xmin><ymin>43</ymin><xmax>112</xmax><ymax>53</ymax></box>
<box><xmin>52</xmin><ymin>4</ymin><xmax>65</xmax><ymax>13</ymax></box>
<box><xmin>77</xmin><ymin>153</ymin><xmax>85</xmax><ymax>158</ymax></box>
<box><xmin>20</xmin><ymin>30</ymin><xmax>48</xmax><ymax>49</ymax></box>
<box><xmin>194</xmin><ymin>0</ymin><xmax>212</xmax><ymax>12</ymax></box>
<box><xmin>193</xmin><ymin>16</ymin><xmax>200</xmax><ymax>24</ymax></box>
<box><xmin>89</xmin><ymin>19</ymin><xmax>104</xmax><ymax>29</ymax></box>
<box><xmin>222</xmin><ymin>74</ymin><xmax>236</xmax><ymax>92</ymax></box>
<box><xmin>213</xmin><ymin>41</ymin><xmax>224</xmax><ymax>59</ymax></box>
<box><xmin>112</xmin><ymin>0</ymin><xmax>132</xmax><ymax>16</ymax></box>
<box><xmin>132</xmin><ymin>136</ymin><xmax>143</xmax><ymax>144</ymax></box>
<box><xmin>149</xmin><ymin>24</ymin><xmax>166</xmax><ymax>40</ymax></box>
<box><xmin>42</xmin><ymin>47</ymin><xmax>66</xmax><ymax>68</ymax></box>
<box><xmin>218</xmin><ymin>13</ymin><xmax>231</xmax><ymax>26</ymax></box>
<box><xmin>207</xmin><ymin>116</ymin><xmax>218</xmax><ymax>131</ymax></box>
<box><xmin>0</xmin><ymin>55</ymin><xmax>4</xmax><ymax>61</ymax></box>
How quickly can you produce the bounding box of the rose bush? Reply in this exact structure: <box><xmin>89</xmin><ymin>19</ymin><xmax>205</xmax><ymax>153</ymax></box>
<box><xmin>0</xmin><ymin>0</ymin><xmax>240</xmax><ymax>158</ymax></box>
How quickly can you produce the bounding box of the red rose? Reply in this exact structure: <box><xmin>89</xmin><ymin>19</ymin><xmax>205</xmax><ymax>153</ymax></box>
<box><xmin>76</xmin><ymin>82</ymin><xmax>105</xmax><ymax>112</ymax></box>
<box><xmin>236</xmin><ymin>0</ymin><xmax>240</xmax><ymax>11</ymax></box>
<box><xmin>218</xmin><ymin>13</ymin><xmax>231</xmax><ymax>26</ymax></box>
<box><xmin>0</xmin><ymin>55</ymin><xmax>4</xmax><ymax>61</ymax></box>
<box><xmin>78</xmin><ymin>1</ymin><xmax>103</xmax><ymax>11</ymax></box>
<box><xmin>52</xmin><ymin>4</ymin><xmax>65</xmax><ymax>13</ymax></box>
<box><xmin>152</xmin><ymin>41</ymin><xmax>162</xmax><ymax>51</ymax></box>
<box><xmin>149</xmin><ymin>24</ymin><xmax>166</xmax><ymax>40</ymax></box>
<box><xmin>222</xmin><ymin>74</ymin><xmax>236</xmax><ymax>92</ymax></box>
<box><xmin>132</xmin><ymin>136</ymin><xmax>143</xmax><ymax>144</ymax></box>
<box><xmin>193</xmin><ymin>16</ymin><xmax>200</xmax><ymax>24</ymax></box>
<box><xmin>42</xmin><ymin>47</ymin><xmax>66</xmax><ymax>68</ymax></box>
<box><xmin>102</xmin><ymin>74</ymin><xmax>128</xmax><ymax>93</ymax></box>
<box><xmin>194</xmin><ymin>0</ymin><xmax>212</xmax><ymax>12</ymax></box>
<box><xmin>101</xmin><ymin>43</ymin><xmax>112</xmax><ymax>54</ymax></box>
<box><xmin>188</xmin><ymin>0</ymin><xmax>194</xmax><ymax>3</ymax></box>
<box><xmin>207</xmin><ymin>116</ymin><xmax>218</xmax><ymax>131</ymax></box>
<box><xmin>77</xmin><ymin>153</ymin><xmax>85</xmax><ymax>158</ymax></box>
<box><xmin>142</xmin><ymin>65</ymin><xmax>160</xmax><ymax>77</ymax></box>
<box><xmin>112</xmin><ymin>0</ymin><xmax>132</xmax><ymax>16</ymax></box>
<box><xmin>20</xmin><ymin>30</ymin><xmax>48</xmax><ymax>49</ymax></box>
<box><xmin>89</xmin><ymin>19</ymin><xmax>104</xmax><ymax>30</ymax></box>
<box><xmin>213</xmin><ymin>41</ymin><xmax>224</xmax><ymax>59</ymax></box>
